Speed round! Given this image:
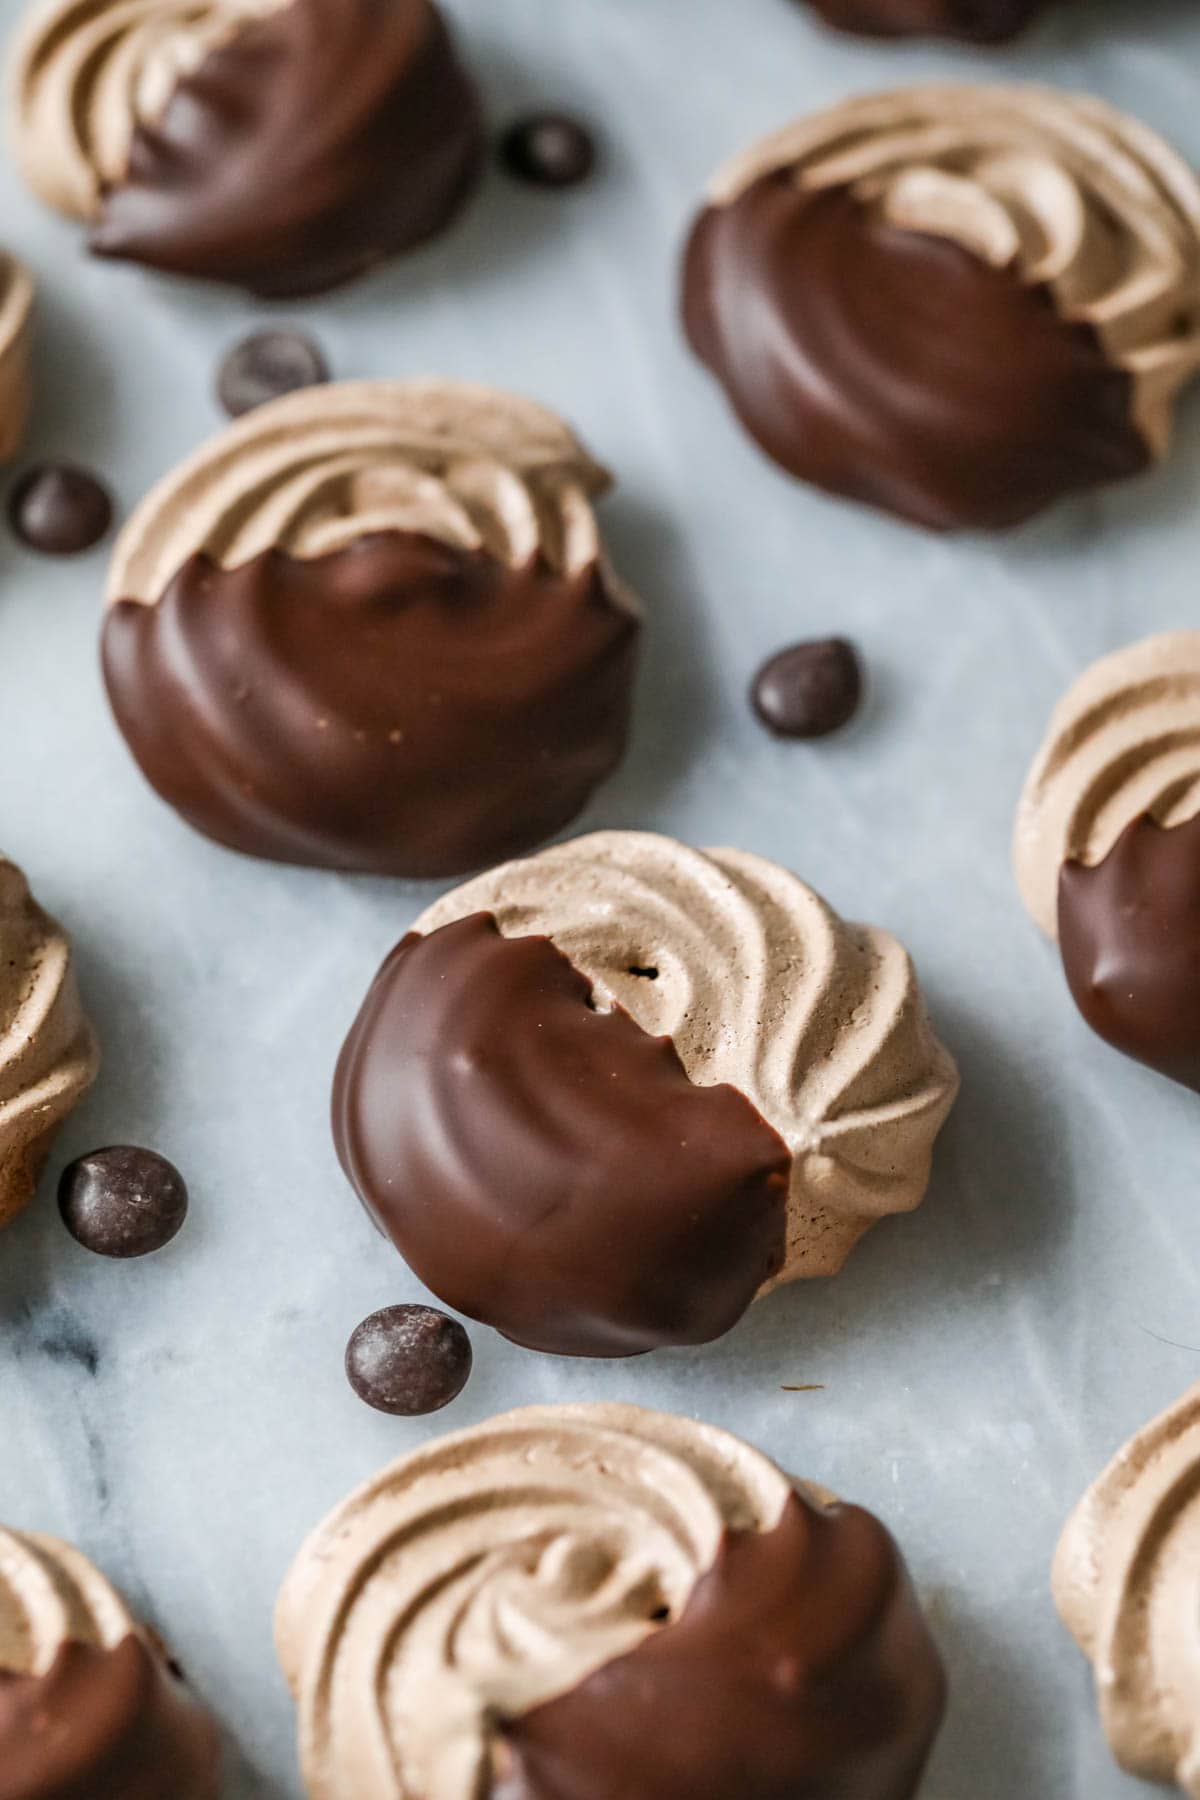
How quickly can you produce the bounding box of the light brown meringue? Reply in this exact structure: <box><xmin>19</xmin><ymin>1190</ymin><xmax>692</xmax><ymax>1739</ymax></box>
<box><xmin>0</xmin><ymin>858</ymin><xmax>98</xmax><ymax>1230</ymax></box>
<box><xmin>7</xmin><ymin>0</ymin><xmax>284</xmax><ymax>221</ymax></box>
<box><xmin>1054</xmin><ymin>1384</ymin><xmax>1200</xmax><ymax>1796</ymax></box>
<box><xmin>107</xmin><ymin>379</ymin><xmax>624</xmax><ymax>605</ymax></box>
<box><xmin>275</xmin><ymin>1402</ymin><xmax>809</xmax><ymax>1800</ymax></box>
<box><xmin>709</xmin><ymin>85</ymin><xmax>1200</xmax><ymax>455</ymax></box>
<box><xmin>1014</xmin><ymin>632</ymin><xmax>1200</xmax><ymax>939</ymax></box>
<box><xmin>0</xmin><ymin>255</ymin><xmax>34</xmax><ymax>463</ymax></box>
<box><xmin>413</xmin><ymin>830</ymin><xmax>959</xmax><ymax>1283</ymax></box>
<box><xmin>0</xmin><ymin>1528</ymin><xmax>138</xmax><ymax>1674</ymax></box>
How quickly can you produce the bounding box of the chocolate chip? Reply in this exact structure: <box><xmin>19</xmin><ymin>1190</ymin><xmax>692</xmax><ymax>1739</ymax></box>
<box><xmin>751</xmin><ymin>638</ymin><xmax>863</xmax><ymax>739</ymax></box>
<box><xmin>216</xmin><ymin>329</ymin><xmax>330</xmax><ymax>419</ymax></box>
<box><xmin>8</xmin><ymin>464</ymin><xmax>113</xmax><ymax>555</ymax></box>
<box><xmin>499</xmin><ymin>114</ymin><xmax>596</xmax><ymax>188</ymax></box>
<box><xmin>345</xmin><ymin>1305</ymin><xmax>473</xmax><ymax>1415</ymax></box>
<box><xmin>58</xmin><ymin>1147</ymin><xmax>189</xmax><ymax>1259</ymax></box>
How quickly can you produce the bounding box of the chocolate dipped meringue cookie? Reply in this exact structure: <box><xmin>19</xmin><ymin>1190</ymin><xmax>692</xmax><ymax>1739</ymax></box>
<box><xmin>101</xmin><ymin>382</ymin><xmax>641</xmax><ymax>879</ymax></box>
<box><xmin>0</xmin><ymin>1526</ymin><xmax>220</xmax><ymax>1798</ymax></box>
<box><xmin>1054</xmin><ymin>1384</ymin><xmax>1200</xmax><ymax>1796</ymax></box>
<box><xmin>0</xmin><ymin>256</ymin><xmax>33</xmax><ymax>463</ymax></box>
<box><xmin>7</xmin><ymin>0</ymin><xmax>482</xmax><ymax>297</ymax></box>
<box><xmin>0</xmin><ymin>858</ymin><xmax>98</xmax><ymax>1231</ymax></box>
<box><xmin>333</xmin><ymin>830</ymin><xmax>959</xmax><ymax>1357</ymax></box>
<box><xmin>798</xmin><ymin>0</ymin><xmax>1050</xmax><ymax>41</ymax></box>
<box><xmin>276</xmin><ymin>1402</ymin><xmax>948</xmax><ymax>1800</ymax></box>
<box><xmin>683</xmin><ymin>85</ymin><xmax>1200</xmax><ymax>531</ymax></box>
<box><xmin>1015</xmin><ymin>632</ymin><xmax>1200</xmax><ymax>1093</ymax></box>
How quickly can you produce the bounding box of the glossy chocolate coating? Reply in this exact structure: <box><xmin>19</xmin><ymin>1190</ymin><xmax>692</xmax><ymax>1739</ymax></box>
<box><xmin>91</xmin><ymin>0</ymin><xmax>483</xmax><ymax>298</ymax></box>
<box><xmin>801</xmin><ymin>0</ymin><xmax>1047</xmax><ymax>40</ymax></box>
<box><xmin>333</xmin><ymin>913</ymin><xmax>791</xmax><ymax>1357</ymax></box>
<box><xmin>1058</xmin><ymin>812</ymin><xmax>1200</xmax><ymax>1094</ymax></box>
<box><xmin>683</xmin><ymin>181</ymin><xmax>1148</xmax><ymax>532</ymax></box>
<box><xmin>101</xmin><ymin>533</ymin><xmax>638</xmax><ymax>879</ymax></box>
<box><xmin>493</xmin><ymin>1490</ymin><xmax>947</xmax><ymax>1800</ymax></box>
<box><xmin>0</xmin><ymin>1637</ymin><xmax>220</xmax><ymax>1800</ymax></box>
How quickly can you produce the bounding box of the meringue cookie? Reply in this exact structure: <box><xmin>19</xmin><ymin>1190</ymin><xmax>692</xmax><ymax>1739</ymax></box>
<box><xmin>1015</xmin><ymin>632</ymin><xmax>1200</xmax><ymax>1092</ymax></box>
<box><xmin>0</xmin><ymin>256</ymin><xmax>34</xmax><ymax>464</ymax></box>
<box><xmin>333</xmin><ymin>830</ymin><xmax>959</xmax><ymax>1356</ymax></box>
<box><xmin>0</xmin><ymin>1526</ymin><xmax>220</xmax><ymax>1797</ymax></box>
<box><xmin>7</xmin><ymin>0</ymin><xmax>483</xmax><ymax>296</ymax></box>
<box><xmin>101</xmin><ymin>381</ymin><xmax>642</xmax><ymax>879</ymax></box>
<box><xmin>684</xmin><ymin>85</ymin><xmax>1200</xmax><ymax>529</ymax></box>
<box><xmin>0</xmin><ymin>858</ymin><xmax>98</xmax><ymax>1230</ymax></box>
<box><xmin>1054</xmin><ymin>1384</ymin><xmax>1200</xmax><ymax>1796</ymax></box>
<box><xmin>276</xmin><ymin>1401</ymin><xmax>947</xmax><ymax>1800</ymax></box>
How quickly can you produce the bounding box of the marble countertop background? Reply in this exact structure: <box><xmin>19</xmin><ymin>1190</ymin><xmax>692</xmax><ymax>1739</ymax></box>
<box><xmin>0</xmin><ymin>0</ymin><xmax>1198</xmax><ymax>1793</ymax></box>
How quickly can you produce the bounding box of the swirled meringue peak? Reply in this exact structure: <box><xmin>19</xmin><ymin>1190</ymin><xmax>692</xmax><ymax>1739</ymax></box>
<box><xmin>7</xmin><ymin>0</ymin><xmax>483</xmax><ymax>296</ymax></box>
<box><xmin>276</xmin><ymin>1402</ymin><xmax>947</xmax><ymax>1800</ymax></box>
<box><xmin>0</xmin><ymin>256</ymin><xmax>34</xmax><ymax>464</ymax></box>
<box><xmin>333</xmin><ymin>830</ymin><xmax>959</xmax><ymax>1356</ymax></box>
<box><xmin>101</xmin><ymin>381</ymin><xmax>641</xmax><ymax>879</ymax></box>
<box><xmin>0</xmin><ymin>857</ymin><xmax>98</xmax><ymax>1231</ymax></box>
<box><xmin>1054</xmin><ymin>1385</ymin><xmax>1200</xmax><ymax>1796</ymax></box>
<box><xmin>684</xmin><ymin>84</ymin><xmax>1200</xmax><ymax>530</ymax></box>
<box><xmin>1015</xmin><ymin>632</ymin><xmax>1200</xmax><ymax>1092</ymax></box>
<box><xmin>0</xmin><ymin>1527</ymin><xmax>220</xmax><ymax>1798</ymax></box>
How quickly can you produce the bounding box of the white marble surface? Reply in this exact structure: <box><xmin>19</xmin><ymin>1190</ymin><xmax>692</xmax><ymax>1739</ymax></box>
<box><xmin>0</xmin><ymin>0</ymin><xmax>1198</xmax><ymax>1793</ymax></box>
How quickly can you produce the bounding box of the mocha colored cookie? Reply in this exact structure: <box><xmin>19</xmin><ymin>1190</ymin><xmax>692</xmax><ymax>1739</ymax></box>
<box><xmin>1054</xmin><ymin>1384</ymin><xmax>1200</xmax><ymax>1796</ymax></box>
<box><xmin>0</xmin><ymin>1526</ymin><xmax>220</xmax><ymax>1798</ymax></box>
<box><xmin>0</xmin><ymin>858</ymin><xmax>98</xmax><ymax>1231</ymax></box>
<box><xmin>333</xmin><ymin>830</ymin><xmax>959</xmax><ymax>1357</ymax></box>
<box><xmin>276</xmin><ymin>1402</ymin><xmax>947</xmax><ymax>1800</ymax></box>
<box><xmin>0</xmin><ymin>257</ymin><xmax>33</xmax><ymax>463</ymax></box>
<box><xmin>683</xmin><ymin>86</ymin><xmax>1200</xmax><ymax>530</ymax></box>
<box><xmin>8</xmin><ymin>0</ymin><xmax>482</xmax><ymax>296</ymax></box>
<box><xmin>101</xmin><ymin>382</ymin><xmax>642</xmax><ymax>879</ymax></box>
<box><xmin>1014</xmin><ymin>632</ymin><xmax>1200</xmax><ymax>1093</ymax></box>
<box><xmin>799</xmin><ymin>0</ymin><xmax>1050</xmax><ymax>40</ymax></box>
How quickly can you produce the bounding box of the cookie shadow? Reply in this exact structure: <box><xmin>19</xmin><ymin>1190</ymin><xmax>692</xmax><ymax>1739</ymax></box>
<box><xmin>575</xmin><ymin>491</ymin><xmax>720</xmax><ymax>832</ymax></box>
<box><xmin>921</xmin><ymin>1589</ymin><xmax>1056</xmax><ymax>1800</ymax></box>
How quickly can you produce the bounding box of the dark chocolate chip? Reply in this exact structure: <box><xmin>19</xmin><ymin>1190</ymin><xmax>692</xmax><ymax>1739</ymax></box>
<box><xmin>8</xmin><ymin>465</ymin><xmax>113</xmax><ymax>555</ymax></box>
<box><xmin>345</xmin><ymin>1304</ymin><xmax>472</xmax><ymax>1415</ymax></box>
<box><xmin>751</xmin><ymin>638</ymin><xmax>863</xmax><ymax>739</ymax></box>
<box><xmin>499</xmin><ymin>114</ymin><xmax>596</xmax><ymax>188</ymax></box>
<box><xmin>216</xmin><ymin>329</ymin><xmax>330</xmax><ymax>419</ymax></box>
<box><xmin>58</xmin><ymin>1147</ymin><xmax>189</xmax><ymax>1259</ymax></box>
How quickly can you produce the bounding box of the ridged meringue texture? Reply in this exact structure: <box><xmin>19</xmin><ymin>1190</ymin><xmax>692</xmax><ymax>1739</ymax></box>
<box><xmin>101</xmin><ymin>381</ymin><xmax>642</xmax><ymax>879</ymax></box>
<box><xmin>0</xmin><ymin>857</ymin><xmax>98</xmax><ymax>1231</ymax></box>
<box><xmin>7</xmin><ymin>0</ymin><xmax>483</xmax><ymax>296</ymax></box>
<box><xmin>683</xmin><ymin>84</ymin><xmax>1200</xmax><ymax>530</ymax></box>
<box><xmin>0</xmin><ymin>255</ymin><xmax>34</xmax><ymax>464</ymax></box>
<box><xmin>0</xmin><ymin>1527</ymin><xmax>220</xmax><ymax>1798</ymax></box>
<box><xmin>333</xmin><ymin>830</ymin><xmax>959</xmax><ymax>1356</ymax></box>
<box><xmin>799</xmin><ymin>0</ymin><xmax>1050</xmax><ymax>40</ymax></box>
<box><xmin>1015</xmin><ymin>632</ymin><xmax>1200</xmax><ymax>1092</ymax></box>
<box><xmin>1054</xmin><ymin>1384</ymin><xmax>1200</xmax><ymax>1797</ymax></box>
<box><xmin>276</xmin><ymin>1402</ymin><xmax>948</xmax><ymax>1800</ymax></box>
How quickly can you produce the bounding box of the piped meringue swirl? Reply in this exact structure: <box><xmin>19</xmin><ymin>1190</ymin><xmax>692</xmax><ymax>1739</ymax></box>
<box><xmin>275</xmin><ymin>1403</ymin><xmax>804</xmax><ymax>1800</ymax></box>
<box><xmin>0</xmin><ymin>858</ymin><xmax>98</xmax><ymax>1230</ymax></box>
<box><xmin>7</xmin><ymin>0</ymin><xmax>284</xmax><ymax>219</ymax></box>
<box><xmin>415</xmin><ymin>830</ymin><xmax>959</xmax><ymax>1282</ymax></box>
<box><xmin>107</xmin><ymin>379</ymin><xmax>617</xmax><ymax>604</ymax></box>
<box><xmin>0</xmin><ymin>1529</ymin><xmax>136</xmax><ymax>1673</ymax></box>
<box><xmin>708</xmin><ymin>84</ymin><xmax>1200</xmax><ymax>453</ymax></box>
<box><xmin>1053</xmin><ymin>1384</ymin><xmax>1200</xmax><ymax>1796</ymax></box>
<box><xmin>1014</xmin><ymin>632</ymin><xmax>1200</xmax><ymax>939</ymax></box>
